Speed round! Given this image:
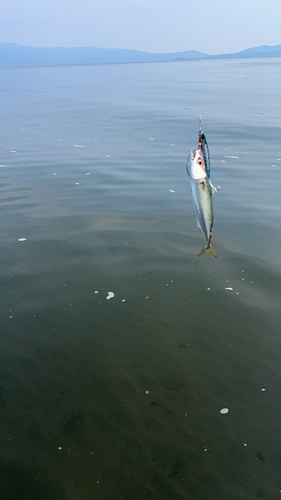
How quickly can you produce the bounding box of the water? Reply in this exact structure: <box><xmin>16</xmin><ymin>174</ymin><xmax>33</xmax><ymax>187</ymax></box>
<box><xmin>0</xmin><ymin>58</ymin><xmax>281</xmax><ymax>499</ymax></box>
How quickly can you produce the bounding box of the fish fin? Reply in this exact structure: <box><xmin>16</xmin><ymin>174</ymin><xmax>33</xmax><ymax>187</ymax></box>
<box><xmin>197</xmin><ymin>247</ymin><xmax>208</xmax><ymax>257</ymax></box>
<box><xmin>197</xmin><ymin>246</ymin><xmax>217</xmax><ymax>258</ymax></box>
<box><xmin>208</xmin><ymin>246</ymin><xmax>217</xmax><ymax>258</ymax></box>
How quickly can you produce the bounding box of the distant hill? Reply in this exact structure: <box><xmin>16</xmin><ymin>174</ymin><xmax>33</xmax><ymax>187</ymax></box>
<box><xmin>0</xmin><ymin>43</ymin><xmax>207</xmax><ymax>67</ymax></box>
<box><xmin>212</xmin><ymin>44</ymin><xmax>281</xmax><ymax>59</ymax></box>
<box><xmin>0</xmin><ymin>43</ymin><xmax>280</xmax><ymax>67</ymax></box>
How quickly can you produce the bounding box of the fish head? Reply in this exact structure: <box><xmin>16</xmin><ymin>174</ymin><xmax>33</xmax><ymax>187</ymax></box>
<box><xmin>186</xmin><ymin>149</ymin><xmax>206</xmax><ymax>180</ymax></box>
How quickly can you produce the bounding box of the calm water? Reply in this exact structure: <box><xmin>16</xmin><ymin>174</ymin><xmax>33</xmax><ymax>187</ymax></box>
<box><xmin>1</xmin><ymin>58</ymin><xmax>281</xmax><ymax>499</ymax></box>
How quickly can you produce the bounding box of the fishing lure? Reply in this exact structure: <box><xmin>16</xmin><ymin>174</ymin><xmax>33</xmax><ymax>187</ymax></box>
<box><xmin>198</xmin><ymin>113</ymin><xmax>210</xmax><ymax>178</ymax></box>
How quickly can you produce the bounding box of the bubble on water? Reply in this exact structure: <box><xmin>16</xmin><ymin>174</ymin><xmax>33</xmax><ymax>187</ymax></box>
<box><xmin>106</xmin><ymin>292</ymin><xmax>114</xmax><ymax>300</ymax></box>
<box><xmin>169</xmin><ymin>190</ymin><xmax>175</xmax><ymax>193</ymax></box>
<box><xmin>18</xmin><ymin>238</ymin><xmax>27</xmax><ymax>242</ymax></box>
<box><xmin>73</xmin><ymin>144</ymin><xmax>85</xmax><ymax>148</ymax></box>
<box><xmin>225</xmin><ymin>287</ymin><xmax>233</xmax><ymax>291</ymax></box>
<box><xmin>220</xmin><ymin>408</ymin><xmax>229</xmax><ymax>414</ymax></box>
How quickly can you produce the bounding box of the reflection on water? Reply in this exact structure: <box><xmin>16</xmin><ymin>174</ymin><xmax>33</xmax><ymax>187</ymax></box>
<box><xmin>0</xmin><ymin>59</ymin><xmax>281</xmax><ymax>499</ymax></box>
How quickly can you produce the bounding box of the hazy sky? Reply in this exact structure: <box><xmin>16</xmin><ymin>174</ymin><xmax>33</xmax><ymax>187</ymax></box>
<box><xmin>1</xmin><ymin>0</ymin><xmax>281</xmax><ymax>54</ymax></box>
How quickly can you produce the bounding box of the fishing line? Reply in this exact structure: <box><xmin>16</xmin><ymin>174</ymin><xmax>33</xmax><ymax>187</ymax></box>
<box><xmin>198</xmin><ymin>0</ymin><xmax>204</xmax><ymax>153</ymax></box>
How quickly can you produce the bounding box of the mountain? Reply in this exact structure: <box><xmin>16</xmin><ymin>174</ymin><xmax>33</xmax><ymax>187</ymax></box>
<box><xmin>0</xmin><ymin>43</ymin><xmax>207</xmax><ymax>67</ymax></box>
<box><xmin>211</xmin><ymin>44</ymin><xmax>281</xmax><ymax>59</ymax></box>
<box><xmin>0</xmin><ymin>43</ymin><xmax>280</xmax><ymax>67</ymax></box>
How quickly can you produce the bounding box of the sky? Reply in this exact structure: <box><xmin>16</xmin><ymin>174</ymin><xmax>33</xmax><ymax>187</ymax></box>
<box><xmin>1</xmin><ymin>0</ymin><xmax>281</xmax><ymax>55</ymax></box>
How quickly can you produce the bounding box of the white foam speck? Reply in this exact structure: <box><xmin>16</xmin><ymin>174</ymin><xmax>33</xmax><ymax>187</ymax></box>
<box><xmin>18</xmin><ymin>238</ymin><xmax>27</xmax><ymax>242</ymax></box>
<box><xmin>261</xmin><ymin>388</ymin><xmax>266</xmax><ymax>391</ymax></box>
<box><xmin>277</xmin><ymin>158</ymin><xmax>281</xmax><ymax>161</ymax></box>
<box><xmin>0</xmin><ymin>165</ymin><xmax>8</xmax><ymax>167</ymax></box>
<box><xmin>220</xmin><ymin>408</ymin><xmax>229</xmax><ymax>414</ymax></box>
<box><xmin>225</xmin><ymin>287</ymin><xmax>233</xmax><ymax>291</ymax></box>
<box><xmin>75</xmin><ymin>182</ymin><xmax>80</xmax><ymax>185</ymax></box>
<box><xmin>106</xmin><ymin>155</ymin><xmax>110</xmax><ymax>157</ymax></box>
<box><xmin>207</xmin><ymin>288</ymin><xmax>210</xmax><ymax>290</ymax></box>
<box><xmin>244</xmin><ymin>443</ymin><xmax>247</xmax><ymax>446</ymax></box>
<box><xmin>122</xmin><ymin>299</ymin><xmax>126</xmax><ymax>302</ymax></box>
<box><xmin>106</xmin><ymin>292</ymin><xmax>114</xmax><ymax>300</ymax></box>
<box><xmin>73</xmin><ymin>145</ymin><xmax>85</xmax><ymax>148</ymax></box>
<box><xmin>94</xmin><ymin>291</ymin><xmax>98</xmax><ymax>294</ymax></box>
<box><xmin>221</xmin><ymin>160</ymin><xmax>226</xmax><ymax>163</ymax></box>
<box><xmin>236</xmin><ymin>292</ymin><xmax>239</xmax><ymax>295</ymax></box>
<box><xmin>272</xmin><ymin>165</ymin><xmax>277</xmax><ymax>167</ymax></box>
<box><xmin>52</xmin><ymin>173</ymin><xmax>57</xmax><ymax>175</ymax></box>
<box><xmin>85</xmin><ymin>172</ymin><xmax>91</xmax><ymax>175</ymax></box>
<box><xmin>149</xmin><ymin>138</ymin><xmax>154</xmax><ymax>140</ymax></box>
<box><xmin>225</xmin><ymin>156</ymin><xmax>239</xmax><ymax>159</ymax></box>
<box><xmin>58</xmin><ymin>447</ymin><xmax>62</xmax><ymax>450</ymax></box>
<box><xmin>10</xmin><ymin>150</ymin><xmax>18</xmax><ymax>153</ymax></box>
<box><xmin>169</xmin><ymin>190</ymin><xmax>175</xmax><ymax>193</ymax></box>
<box><xmin>146</xmin><ymin>390</ymin><xmax>149</xmax><ymax>394</ymax></box>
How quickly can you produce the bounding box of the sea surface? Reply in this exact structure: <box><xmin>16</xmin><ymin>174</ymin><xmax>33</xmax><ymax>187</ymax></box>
<box><xmin>1</xmin><ymin>57</ymin><xmax>281</xmax><ymax>500</ymax></box>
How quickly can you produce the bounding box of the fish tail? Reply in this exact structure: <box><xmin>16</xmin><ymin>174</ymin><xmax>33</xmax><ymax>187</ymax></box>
<box><xmin>197</xmin><ymin>245</ymin><xmax>217</xmax><ymax>258</ymax></box>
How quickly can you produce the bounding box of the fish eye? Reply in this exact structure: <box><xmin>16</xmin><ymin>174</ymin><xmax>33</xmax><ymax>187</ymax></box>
<box><xmin>198</xmin><ymin>160</ymin><xmax>202</xmax><ymax>165</ymax></box>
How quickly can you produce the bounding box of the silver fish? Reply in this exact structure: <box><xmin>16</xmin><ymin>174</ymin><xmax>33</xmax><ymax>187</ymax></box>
<box><xmin>186</xmin><ymin>148</ymin><xmax>217</xmax><ymax>258</ymax></box>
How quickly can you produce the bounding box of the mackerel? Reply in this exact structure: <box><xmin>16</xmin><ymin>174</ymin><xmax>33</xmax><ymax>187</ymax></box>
<box><xmin>186</xmin><ymin>148</ymin><xmax>217</xmax><ymax>258</ymax></box>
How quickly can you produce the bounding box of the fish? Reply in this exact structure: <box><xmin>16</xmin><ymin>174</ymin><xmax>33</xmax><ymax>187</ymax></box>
<box><xmin>186</xmin><ymin>148</ymin><xmax>217</xmax><ymax>258</ymax></box>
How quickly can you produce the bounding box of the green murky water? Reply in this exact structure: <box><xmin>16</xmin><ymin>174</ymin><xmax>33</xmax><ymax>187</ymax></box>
<box><xmin>1</xmin><ymin>58</ymin><xmax>281</xmax><ymax>499</ymax></box>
